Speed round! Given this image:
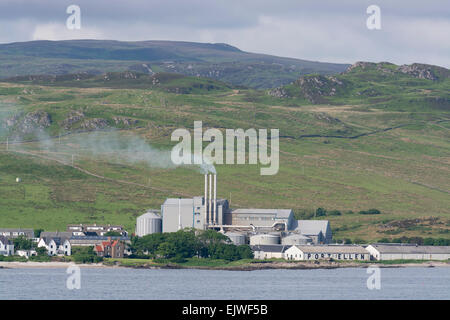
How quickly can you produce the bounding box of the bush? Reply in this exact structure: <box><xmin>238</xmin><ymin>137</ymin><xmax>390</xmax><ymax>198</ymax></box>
<box><xmin>328</xmin><ymin>210</ymin><xmax>342</xmax><ymax>216</ymax></box>
<box><xmin>72</xmin><ymin>246</ymin><xmax>103</xmax><ymax>264</ymax></box>
<box><xmin>359</xmin><ymin>208</ymin><xmax>381</xmax><ymax>215</ymax></box>
<box><xmin>315</xmin><ymin>207</ymin><xmax>327</xmax><ymax>217</ymax></box>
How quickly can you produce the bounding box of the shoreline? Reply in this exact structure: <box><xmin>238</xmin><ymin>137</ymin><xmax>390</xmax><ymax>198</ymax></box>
<box><xmin>1</xmin><ymin>260</ymin><xmax>449</xmax><ymax>270</ymax></box>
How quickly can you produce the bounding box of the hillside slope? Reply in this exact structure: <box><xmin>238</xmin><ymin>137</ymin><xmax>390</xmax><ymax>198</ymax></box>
<box><xmin>0</xmin><ymin>61</ymin><xmax>449</xmax><ymax>241</ymax></box>
<box><xmin>0</xmin><ymin>40</ymin><xmax>349</xmax><ymax>88</ymax></box>
<box><xmin>269</xmin><ymin>61</ymin><xmax>450</xmax><ymax>111</ymax></box>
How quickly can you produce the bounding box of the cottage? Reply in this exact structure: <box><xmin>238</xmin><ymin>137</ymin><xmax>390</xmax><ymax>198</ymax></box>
<box><xmin>38</xmin><ymin>237</ymin><xmax>71</xmax><ymax>256</ymax></box>
<box><xmin>366</xmin><ymin>244</ymin><xmax>450</xmax><ymax>261</ymax></box>
<box><xmin>285</xmin><ymin>245</ymin><xmax>370</xmax><ymax>261</ymax></box>
<box><xmin>0</xmin><ymin>228</ymin><xmax>34</xmax><ymax>239</ymax></box>
<box><xmin>94</xmin><ymin>239</ymin><xmax>125</xmax><ymax>258</ymax></box>
<box><xmin>0</xmin><ymin>236</ymin><xmax>14</xmax><ymax>256</ymax></box>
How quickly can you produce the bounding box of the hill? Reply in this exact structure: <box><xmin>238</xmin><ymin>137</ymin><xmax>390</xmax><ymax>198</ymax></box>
<box><xmin>269</xmin><ymin>61</ymin><xmax>450</xmax><ymax>111</ymax></box>
<box><xmin>0</xmin><ymin>40</ymin><xmax>348</xmax><ymax>88</ymax></box>
<box><xmin>0</xmin><ymin>60</ymin><xmax>449</xmax><ymax>242</ymax></box>
<box><xmin>5</xmin><ymin>71</ymin><xmax>233</xmax><ymax>93</ymax></box>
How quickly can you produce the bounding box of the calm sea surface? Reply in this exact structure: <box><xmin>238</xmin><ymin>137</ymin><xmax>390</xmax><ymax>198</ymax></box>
<box><xmin>0</xmin><ymin>267</ymin><xmax>448</xmax><ymax>300</ymax></box>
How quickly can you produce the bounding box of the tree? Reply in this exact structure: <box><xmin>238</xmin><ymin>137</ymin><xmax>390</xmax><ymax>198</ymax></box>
<box><xmin>328</xmin><ymin>210</ymin><xmax>341</xmax><ymax>216</ymax></box>
<box><xmin>13</xmin><ymin>235</ymin><xmax>33</xmax><ymax>250</ymax></box>
<box><xmin>35</xmin><ymin>246</ymin><xmax>48</xmax><ymax>256</ymax></box>
<box><xmin>316</xmin><ymin>208</ymin><xmax>327</xmax><ymax>217</ymax></box>
<box><xmin>237</xmin><ymin>245</ymin><xmax>253</xmax><ymax>259</ymax></box>
<box><xmin>34</xmin><ymin>229</ymin><xmax>44</xmax><ymax>238</ymax></box>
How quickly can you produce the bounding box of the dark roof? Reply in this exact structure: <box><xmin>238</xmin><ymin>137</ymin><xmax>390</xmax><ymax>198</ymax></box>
<box><xmin>368</xmin><ymin>244</ymin><xmax>450</xmax><ymax>254</ymax></box>
<box><xmin>250</xmin><ymin>244</ymin><xmax>291</xmax><ymax>253</ymax></box>
<box><xmin>42</xmin><ymin>237</ymin><xmax>69</xmax><ymax>246</ymax></box>
<box><xmin>0</xmin><ymin>236</ymin><xmax>12</xmax><ymax>245</ymax></box>
<box><xmin>70</xmin><ymin>236</ymin><xmax>130</xmax><ymax>241</ymax></box>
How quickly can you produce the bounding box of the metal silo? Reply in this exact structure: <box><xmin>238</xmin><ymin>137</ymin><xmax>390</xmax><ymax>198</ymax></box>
<box><xmin>136</xmin><ymin>211</ymin><xmax>162</xmax><ymax>236</ymax></box>
<box><xmin>281</xmin><ymin>234</ymin><xmax>311</xmax><ymax>245</ymax></box>
<box><xmin>225</xmin><ymin>232</ymin><xmax>247</xmax><ymax>245</ymax></box>
<box><xmin>249</xmin><ymin>234</ymin><xmax>280</xmax><ymax>245</ymax></box>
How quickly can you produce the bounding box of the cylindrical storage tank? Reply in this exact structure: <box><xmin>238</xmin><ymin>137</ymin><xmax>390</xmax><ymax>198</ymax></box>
<box><xmin>136</xmin><ymin>211</ymin><xmax>162</xmax><ymax>236</ymax></box>
<box><xmin>281</xmin><ymin>234</ymin><xmax>311</xmax><ymax>245</ymax></box>
<box><xmin>225</xmin><ymin>232</ymin><xmax>246</xmax><ymax>245</ymax></box>
<box><xmin>250</xmin><ymin>234</ymin><xmax>280</xmax><ymax>245</ymax></box>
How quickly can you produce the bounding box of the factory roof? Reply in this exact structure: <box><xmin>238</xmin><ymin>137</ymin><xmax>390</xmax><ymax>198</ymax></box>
<box><xmin>293</xmin><ymin>220</ymin><xmax>330</xmax><ymax>236</ymax></box>
<box><xmin>137</xmin><ymin>211</ymin><xmax>162</xmax><ymax>220</ymax></box>
<box><xmin>283</xmin><ymin>234</ymin><xmax>311</xmax><ymax>240</ymax></box>
<box><xmin>163</xmin><ymin>198</ymin><xmax>195</xmax><ymax>206</ymax></box>
<box><xmin>367</xmin><ymin>244</ymin><xmax>450</xmax><ymax>254</ymax></box>
<box><xmin>40</xmin><ymin>231</ymin><xmax>72</xmax><ymax>239</ymax></box>
<box><xmin>231</xmin><ymin>209</ymin><xmax>293</xmax><ymax>219</ymax></box>
<box><xmin>250</xmin><ymin>244</ymin><xmax>291</xmax><ymax>253</ymax></box>
<box><xmin>163</xmin><ymin>197</ymin><xmax>228</xmax><ymax>206</ymax></box>
<box><xmin>293</xmin><ymin>245</ymin><xmax>368</xmax><ymax>254</ymax></box>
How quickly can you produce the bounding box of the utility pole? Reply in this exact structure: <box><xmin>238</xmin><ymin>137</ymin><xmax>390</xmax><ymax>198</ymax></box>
<box><xmin>6</xmin><ymin>137</ymin><xmax>8</xmax><ymax>151</ymax></box>
<box><xmin>72</xmin><ymin>154</ymin><xmax>74</xmax><ymax>167</ymax></box>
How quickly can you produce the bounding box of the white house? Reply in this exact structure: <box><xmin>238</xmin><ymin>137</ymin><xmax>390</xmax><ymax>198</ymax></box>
<box><xmin>285</xmin><ymin>245</ymin><xmax>370</xmax><ymax>261</ymax></box>
<box><xmin>251</xmin><ymin>245</ymin><xmax>291</xmax><ymax>260</ymax></box>
<box><xmin>16</xmin><ymin>249</ymin><xmax>37</xmax><ymax>258</ymax></box>
<box><xmin>0</xmin><ymin>236</ymin><xmax>14</xmax><ymax>256</ymax></box>
<box><xmin>366</xmin><ymin>244</ymin><xmax>450</xmax><ymax>261</ymax></box>
<box><xmin>38</xmin><ymin>237</ymin><xmax>71</xmax><ymax>256</ymax></box>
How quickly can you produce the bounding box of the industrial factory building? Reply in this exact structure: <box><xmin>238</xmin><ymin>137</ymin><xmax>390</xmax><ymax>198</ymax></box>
<box><xmin>291</xmin><ymin>220</ymin><xmax>332</xmax><ymax>244</ymax></box>
<box><xmin>138</xmin><ymin>173</ymin><xmax>333</xmax><ymax>246</ymax></box>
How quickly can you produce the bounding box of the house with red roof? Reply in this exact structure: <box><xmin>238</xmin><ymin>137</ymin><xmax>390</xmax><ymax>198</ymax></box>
<box><xmin>93</xmin><ymin>238</ymin><xmax>124</xmax><ymax>258</ymax></box>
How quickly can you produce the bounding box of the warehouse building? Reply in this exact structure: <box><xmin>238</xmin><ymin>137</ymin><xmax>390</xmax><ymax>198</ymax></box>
<box><xmin>366</xmin><ymin>244</ymin><xmax>450</xmax><ymax>261</ymax></box>
<box><xmin>285</xmin><ymin>245</ymin><xmax>370</xmax><ymax>261</ymax></box>
<box><xmin>292</xmin><ymin>220</ymin><xmax>332</xmax><ymax>244</ymax></box>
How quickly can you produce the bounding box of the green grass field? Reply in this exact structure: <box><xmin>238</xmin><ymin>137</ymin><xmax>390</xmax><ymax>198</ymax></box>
<box><xmin>0</xmin><ymin>67</ymin><xmax>449</xmax><ymax>242</ymax></box>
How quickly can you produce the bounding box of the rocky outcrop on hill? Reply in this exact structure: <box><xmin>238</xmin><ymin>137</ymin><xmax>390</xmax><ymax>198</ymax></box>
<box><xmin>112</xmin><ymin>116</ymin><xmax>138</xmax><ymax>126</ymax></box>
<box><xmin>3</xmin><ymin>110</ymin><xmax>52</xmax><ymax>134</ymax></box>
<box><xmin>397</xmin><ymin>63</ymin><xmax>444</xmax><ymax>80</ymax></box>
<box><xmin>346</xmin><ymin>61</ymin><xmax>449</xmax><ymax>81</ymax></box>
<box><xmin>81</xmin><ymin>118</ymin><xmax>109</xmax><ymax>130</ymax></box>
<box><xmin>268</xmin><ymin>87</ymin><xmax>289</xmax><ymax>98</ymax></box>
<box><xmin>294</xmin><ymin>75</ymin><xmax>346</xmax><ymax>103</ymax></box>
<box><xmin>62</xmin><ymin>111</ymin><xmax>85</xmax><ymax>130</ymax></box>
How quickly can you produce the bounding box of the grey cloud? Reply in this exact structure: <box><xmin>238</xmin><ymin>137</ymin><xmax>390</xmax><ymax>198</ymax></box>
<box><xmin>0</xmin><ymin>0</ymin><xmax>448</xmax><ymax>67</ymax></box>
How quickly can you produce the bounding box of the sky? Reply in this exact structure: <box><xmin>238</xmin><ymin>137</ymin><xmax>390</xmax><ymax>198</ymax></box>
<box><xmin>0</xmin><ymin>0</ymin><xmax>448</xmax><ymax>67</ymax></box>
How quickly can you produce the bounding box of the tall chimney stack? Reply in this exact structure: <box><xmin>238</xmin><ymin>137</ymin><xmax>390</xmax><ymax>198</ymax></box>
<box><xmin>178</xmin><ymin>198</ymin><xmax>182</xmax><ymax>230</ymax></box>
<box><xmin>209</xmin><ymin>174</ymin><xmax>212</xmax><ymax>225</ymax></box>
<box><xmin>213</xmin><ymin>174</ymin><xmax>217</xmax><ymax>224</ymax></box>
<box><xmin>204</xmin><ymin>174</ymin><xmax>208</xmax><ymax>224</ymax></box>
